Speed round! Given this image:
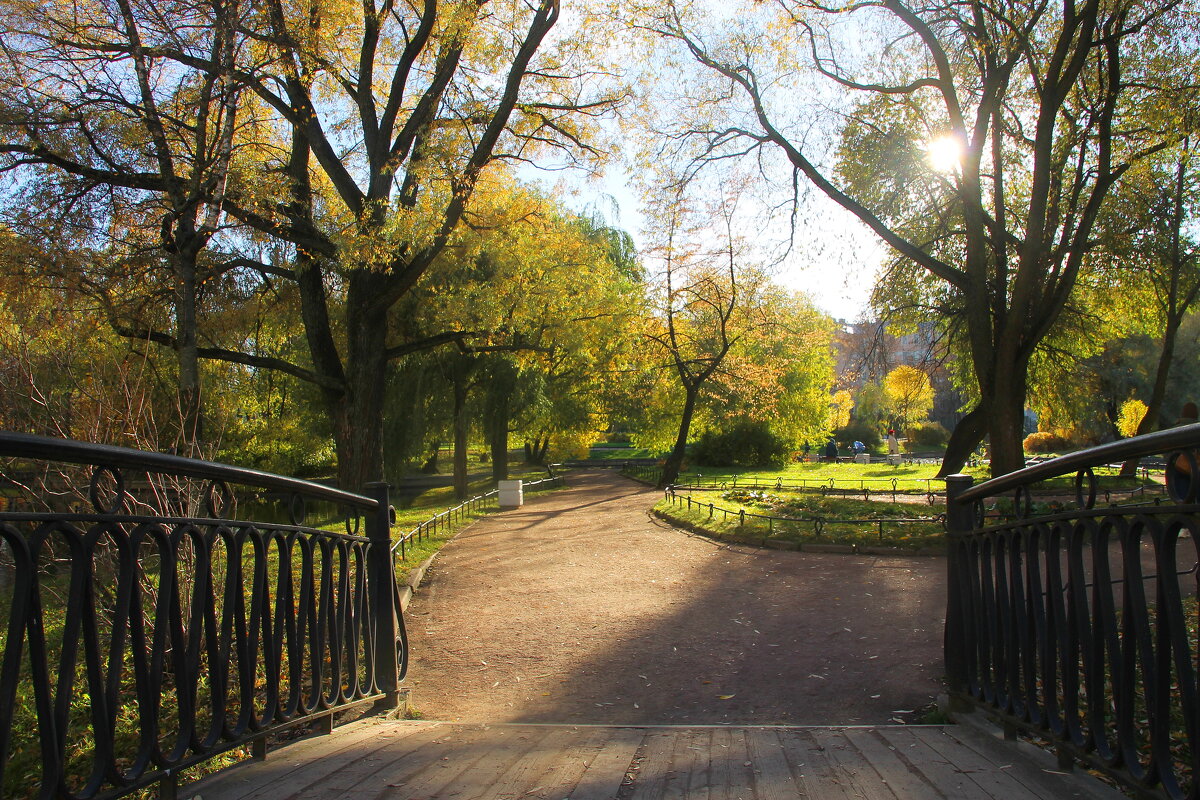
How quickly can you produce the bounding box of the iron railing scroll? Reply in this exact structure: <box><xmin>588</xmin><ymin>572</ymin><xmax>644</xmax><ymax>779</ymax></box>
<box><xmin>0</xmin><ymin>432</ymin><xmax>408</xmax><ymax>800</ymax></box>
<box><xmin>944</xmin><ymin>423</ymin><xmax>1200</xmax><ymax>800</ymax></box>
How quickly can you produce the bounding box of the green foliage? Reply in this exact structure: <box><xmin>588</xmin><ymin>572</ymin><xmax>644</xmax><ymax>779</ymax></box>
<box><xmin>907</xmin><ymin>421</ymin><xmax>950</xmax><ymax>450</ymax></box>
<box><xmin>833</xmin><ymin>421</ymin><xmax>882</xmax><ymax>450</ymax></box>
<box><xmin>691</xmin><ymin>420</ymin><xmax>790</xmax><ymax>468</ymax></box>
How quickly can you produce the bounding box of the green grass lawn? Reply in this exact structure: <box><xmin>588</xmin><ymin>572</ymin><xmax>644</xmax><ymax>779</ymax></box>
<box><xmin>657</xmin><ymin>489</ymin><xmax>947</xmax><ymax>551</ymax></box>
<box><xmin>672</xmin><ymin>459</ymin><xmax>1156</xmax><ymax>493</ymax></box>
<box><xmin>675</xmin><ymin>460</ymin><xmax>967</xmax><ymax>492</ymax></box>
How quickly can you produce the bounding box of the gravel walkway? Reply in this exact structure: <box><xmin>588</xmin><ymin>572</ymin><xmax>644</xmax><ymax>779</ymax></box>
<box><xmin>403</xmin><ymin>470</ymin><xmax>947</xmax><ymax>726</ymax></box>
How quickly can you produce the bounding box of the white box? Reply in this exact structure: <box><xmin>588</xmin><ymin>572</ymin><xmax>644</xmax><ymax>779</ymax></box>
<box><xmin>498</xmin><ymin>479</ymin><xmax>524</xmax><ymax>508</ymax></box>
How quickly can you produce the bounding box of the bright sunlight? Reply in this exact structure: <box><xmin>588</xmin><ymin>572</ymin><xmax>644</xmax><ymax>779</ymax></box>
<box><xmin>925</xmin><ymin>134</ymin><xmax>964</xmax><ymax>173</ymax></box>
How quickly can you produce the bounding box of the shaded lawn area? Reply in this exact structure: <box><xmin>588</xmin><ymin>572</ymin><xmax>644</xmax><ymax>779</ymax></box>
<box><xmin>585</xmin><ymin>446</ymin><xmax>659</xmax><ymax>460</ymax></box>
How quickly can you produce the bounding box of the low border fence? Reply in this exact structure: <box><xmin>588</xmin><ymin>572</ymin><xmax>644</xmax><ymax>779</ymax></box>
<box><xmin>390</xmin><ymin>474</ymin><xmax>564</xmax><ymax>564</ymax></box>
<box><xmin>662</xmin><ymin>489</ymin><xmax>944</xmax><ymax>546</ymax></box>
<box><xmin>945</xmin><ymin>423</ymin><xmax>1200</xmax><ymax>799</ymax></box>
<box><xmin>0</xmin><ymin>432</ymin><xmax>406</xmax><ymax>800</ymax></box>
<box><xmin>675</xmin><ymin>474</ymin><xmax>1165</xmax><ymax>507</ymax></box>
<box><xmin>619</xmin><ymin>463</ymin><xmax>664</xmax><ymax>485</ymax></box>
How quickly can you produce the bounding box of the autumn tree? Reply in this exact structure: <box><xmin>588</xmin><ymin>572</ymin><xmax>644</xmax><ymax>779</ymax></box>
<box><xmin>1095</xmin><ymin>140</ymin><xmax>1200</xmax><ymax>471</ymax></box>
<box><xmin>638</xmin><ymin>181</ymin><xmax>833</xmax><ymax>487</ymax></box>
<box><xmin>195</xmin><ymin>0</ymin><xmax>626</xmax><ymax>490</ymax></box>
<box><xmin>883</xmin><ymin>365</ymin><xmax>934</xmax><ymax>436</ymax></box>
<box><xmin>633</xmin><ymin>0</ymin><xmax>1197</xmax><ymax>476</ymax></box>
<box><xmin>0</xmin><ymin>0</ymin><xmax>258</xmax><ymax>451</ymax></box>
<box><xmin>386</xmin><ymin>178</ymin><xmax>641</xmax><ymax>496</ymax></box>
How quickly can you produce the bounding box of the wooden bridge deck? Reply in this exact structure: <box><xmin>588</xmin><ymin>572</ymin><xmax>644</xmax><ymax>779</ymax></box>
<box><xmin>186</xmin><ymin>717</ymin><xmax>1125</xmax><ymax>799</ymax></box>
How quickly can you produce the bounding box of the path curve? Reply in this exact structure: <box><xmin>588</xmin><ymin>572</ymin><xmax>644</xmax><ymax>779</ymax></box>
<box><xmin>403</xmin><ymin>470</ymin><xmax>946</xmax><ymax>726</ymax></box>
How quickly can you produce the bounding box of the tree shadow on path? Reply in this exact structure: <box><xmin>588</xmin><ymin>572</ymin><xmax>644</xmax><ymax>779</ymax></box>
<box><xmin>404</xmin><ymin>470</ymin><xmax>946</xmax><ymax>726</ymax></box>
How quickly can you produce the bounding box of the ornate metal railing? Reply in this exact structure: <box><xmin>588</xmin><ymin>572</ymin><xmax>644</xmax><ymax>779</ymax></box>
<box><xmin>945</xmin><ymin>423</ymin><xmax>1200</xmax><ymax>799</ymax></box>
<box><xmin>0</xmin><ymin>432</ymin><xmax>406</xmax><ymax>800</ymax></box>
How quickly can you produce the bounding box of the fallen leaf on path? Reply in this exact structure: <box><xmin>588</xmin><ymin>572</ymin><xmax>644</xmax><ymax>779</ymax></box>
<box><xmin>717</xmin><ymin>694</ymin><xmax>735</xmax><ymax>700</ymax></box>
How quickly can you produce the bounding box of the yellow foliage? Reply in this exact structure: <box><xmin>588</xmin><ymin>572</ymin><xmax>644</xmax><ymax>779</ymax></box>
<box><xmin>1117</xmin><ymin>398</ymin><xmax>1148</xmax><ymax>438</ymax></box>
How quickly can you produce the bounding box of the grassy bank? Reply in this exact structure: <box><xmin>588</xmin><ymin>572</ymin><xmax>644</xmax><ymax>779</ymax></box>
<box><xmin>656</xmin><ymin>491</ymin><xmax>947</xmax><ymax>552</ymax></box>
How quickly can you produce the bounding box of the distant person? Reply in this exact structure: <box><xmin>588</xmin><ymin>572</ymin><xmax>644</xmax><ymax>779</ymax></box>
<box><xmin>852</xmin><ymin>440</ymin><xmax>865</xmax><ymax>455</ymax></box>
<box><xmin>1176</xmin><ymin>402</ymin><xmax>1198</xmax><ymax>427</ymax></box>
<box><xmin>802</xmin><ymin>441</ymin><xmax>812</xmax><ymax>461</ymax></box>
<box><xmin>824</xmin><ymin>439</ymin><xmax>838</xmax><ymax>461</ymax></box>
<box><xmin>887</xmin><ymin>429</ymin><xmax>900</xmax><ymax>456</ymax></box>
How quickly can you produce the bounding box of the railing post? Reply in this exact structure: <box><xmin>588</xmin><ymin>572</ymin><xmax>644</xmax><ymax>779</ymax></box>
<box><xmin>944</xmin><ymin>474</ymin><xmax>974</xmax><ymax>697</ymax></box>
<box><xmin>365</xmin><ymin>482</ymin><xmax>401</xmax><ymax>708</ymax></box>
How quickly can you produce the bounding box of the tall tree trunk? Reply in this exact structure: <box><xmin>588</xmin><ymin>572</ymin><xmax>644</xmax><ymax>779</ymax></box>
<box><xmin>658</xmin><ymin>387</ymin><xmax>698</xmax><ymax>488</ymax></box>
<box><xmin>937</xmin><ymin>406</ymin><xmax>988</xmax><ymax>477</ymax></box>
<box><xmin>490</xmin><ymin>404</ymin><xmax>509</xmax><ymax>483</ymax></box>
<box><xmin>1120</xmin><ymin>313</ymin><xmax>1183</xmax><ymax>476</ymax></box>
<box><xmin>452</xmin><ymin>364</ymin><xmax>471</xmax><ymax>500</ymax></box>
<box><xmin>173</xmin><ymin>252</ymin><xmax>202</xmax><ymax>454</ymax></box>
<box><xmin>331</xmin><ymin>289</ymin><xmax>389</xmax><ymax>492</ymax></box>
<box><xmin>985</xmin><ymin>375</ymin><xmax>1028</xmax><ymax>476</ymax></box>
<box><xmin>483</xmin><ymin>359</ymin><xmax>515</xmax><ymax>482</ymax></box>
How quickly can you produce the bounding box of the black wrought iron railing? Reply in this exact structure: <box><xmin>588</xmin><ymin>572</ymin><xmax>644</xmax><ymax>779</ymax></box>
<box><xmin>945</xmin><ymin>423</ymin><xmax>1200</xmax><ymax>799</ymax></box>
<box><xmin>0</xmin><ymin>432</ymin><xmax>406</xmax><ymax>800</ymax></box>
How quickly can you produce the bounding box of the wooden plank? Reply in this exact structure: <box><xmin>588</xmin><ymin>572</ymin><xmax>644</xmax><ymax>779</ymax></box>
<box><xmin>706</xmin><ymin>726</ymin><xmax>752</xmax><ymax>800</ymax></box>
<box><xmin>186</xmin><ymin>720</ymin><xmax>437</xmax><ymax>799</ymax></box>
<box><xmin>776</xmin><ymin>729</ymin><xmax>857</xmax><ymax>800</ymax></box>
<box><xmin>743</xmin><ymin>728</ymin><xmax>803</xmax><ymax>800</ymax></box>
<box><xmin>664</xmin><ymin>728</ymin><xmax>710</xmax><ymax>800</ymax></box>
<box><xmin>520</xmin><ymin>726</ymin><xmax>614</xmax><ymax>800</ymax></box>
<box><xmin>356</xmin><ymin>724</ymin><xmax>517</xmax><ymax>799</ymax></box>
<box><xmin>627</xmin><ymin>729</ymin><xmax>681</xmax><ymax>800</ymax></box>
<box><xmin>301</xmin><ymin>723</ymin><xmax>485</xmax><ymax>798</ymax></box>
<box><xmin>841</xmin><ymin>727</ymin><xmax>944</xmax><ymax>798</ymax></box>
<box><xmin>457</xmin><ymin>726</ymin><xmax>559</xmax><ymax>800</ymax></box>
<box><xmin>876</xmin><ymin>727</ymin><xmax>993</xmax><ymax>799</ymax></box>
<box><xmin>938</xmin><ymin>724</ymin><xmax>1124</xmax><ymax>800</ymax></box>
<box><xmin>914</xmin><ymin>727</ymin><xmax>1045</xmax><ymax>798</ymax></box>
<box><xmin>565</xmin><ymin>726</ymin><xmax>645</xmax><ymax>800</ymax></box>
<box><xmin>811</xmin><ymin>729</ymin><xmax>899</xmax><ymax>800</ymax></box>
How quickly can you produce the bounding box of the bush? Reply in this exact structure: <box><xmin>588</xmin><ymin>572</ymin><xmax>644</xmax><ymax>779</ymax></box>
<box><xmin>907</xmin><ymin>421</ymin><xmax>949</xmax><ymax>450</ymax></box>
<box><xmin>833</xmin><ymin>421</ymin><xmax>882</xmax><ymax>451</ymax></box>
<box><xmin>691</xmin><ymin>421</ymin><xmax>790</xmax><ymax>468</ymax></box>
<box><xmin>1023</xmin><ymin>431</ymin><xmax>1071</xmax><ymax>454</ymax></box>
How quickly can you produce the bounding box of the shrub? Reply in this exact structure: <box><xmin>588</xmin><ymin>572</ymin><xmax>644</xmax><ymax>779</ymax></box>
<box><xmin>833</xmin><ymin>421</ymin><xmax>882</xmax><ymax>451</ymax></box>
<box><xmin>907</xmin><ymin>421</ymin><xmax>950</xmax><ymax>450</ymax></box>
<box><xmin>1023</xmin><ymin>431</ymin><xmax>1070</xmax><ymax>454</ymax></box>
<box><xmin>691</xmin><ymin>421</ymin><xmax>790</xmax><ymax>468</ymax></box>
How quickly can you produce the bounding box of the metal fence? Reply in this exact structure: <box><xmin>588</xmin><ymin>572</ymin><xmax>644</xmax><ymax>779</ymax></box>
<box><xmin>619</xmin><ymin>463</ymin><xmax>664</xmax><ymax>485</ymax></box>
<box><xmin>675</xmin><ymin>473</ymin><xmax>1164</xmax><ymax>507</ymax></box>
<box><xmin>663</xmin><ymin>490</ymin><xmax>944</xmax><ymax>546</ymax></box>
<box><xmin>945</xmin><ymin>423</ymin><xmax>1200</xmax><ymax>799</ymax></box>
<box><xmin>0</xmin><ymin>433</ymin><xmax>405</xmax><ymax>800</ymax></box>
<box><xmin>390</xmin><ymin>474</ymin><xmax>565</xmax><ymax>564</ymax></box>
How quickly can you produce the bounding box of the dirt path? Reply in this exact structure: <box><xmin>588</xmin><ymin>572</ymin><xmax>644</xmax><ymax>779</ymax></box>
<box><xmin>403</xmin><ymin>470</ymin><xmax>946</xmax><ymax>726</ymax></box>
